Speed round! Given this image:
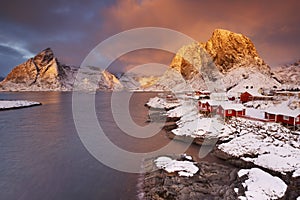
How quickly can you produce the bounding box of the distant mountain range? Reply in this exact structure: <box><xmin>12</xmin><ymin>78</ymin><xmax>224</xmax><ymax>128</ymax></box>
<box><xmin>0</xmin><ymin>29</ymin><xmax>298</xmax><ymax>92</ymax></box>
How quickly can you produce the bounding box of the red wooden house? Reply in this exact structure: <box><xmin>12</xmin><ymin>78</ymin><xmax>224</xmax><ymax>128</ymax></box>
<box><xmin>265</xmin><ymin>107</ymin><xmax>300</xmax><ymax>126</ymax></box>
<box><xmin>217</xmin><ymin>104</ymin><xmax>246</xmax><ymax>117</ymax></box>
<box><xmin>198</xmin><ymin>100</ymin><xmax>219</xmax><ymax>113</ymax></box>
<box><xmin>240</xmin><ymin>90</ymin><xmax>272</xmax><ymax>103</ymax></box>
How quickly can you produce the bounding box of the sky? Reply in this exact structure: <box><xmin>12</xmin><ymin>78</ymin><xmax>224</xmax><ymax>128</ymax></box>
<box><xmin>0</xmin><ymin>0</ymin><xmax>300</xmax><ymax>77</ymax></box>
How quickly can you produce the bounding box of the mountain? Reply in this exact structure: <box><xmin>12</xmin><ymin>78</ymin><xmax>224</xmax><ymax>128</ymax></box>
<box><xmin>73</xmin><ymin>66</ymin><xmax>123</xmax><ymax>91</ymax></box>
<box><xmin>204</xmin><ymin>29</ymin><xmax>270</xmax><ymax>74</ymax></box>
<box><xmin>271</xmin><ymin>60</ymin><xmax>300</xmax><ymax>90</ymax></box>
<box><xmin>146</xmin><ymin>29</ymin><xmax>280</xmax><ymax>92</ymax></box>
<box><xmin>119</xmin><ymin>73</ymin><xmax>160</xmax><ymax>91</ymax></box>
<box><xmin>0</xmin><ymin>48</ymin><xmax>122</xmax><ymax>91</ymax></box>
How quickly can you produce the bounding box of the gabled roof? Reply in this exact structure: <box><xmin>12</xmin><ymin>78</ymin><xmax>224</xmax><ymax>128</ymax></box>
<box><xmin>199</xmin><ymin>100</ymin><xmax>220</xmax><ymax>106</ymax></box>
<box><xmin>266</xmin><ymin>103</ymin><xmax>300</xmax><ymax>118</ymax></box>
<box><xmin>219</xmin><ymin>103</ymin><xmax>245</xmax><ymax>111</ymax></box>
<box><xmin>241</xmin><ymin>89</ymin><xmax>263</xmax><ymax>97</ymax></box>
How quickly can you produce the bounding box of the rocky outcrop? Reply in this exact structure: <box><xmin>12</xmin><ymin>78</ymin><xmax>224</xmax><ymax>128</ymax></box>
<box><xmin>138</xmin><ymin>158</ymin><xmax>242</xmax><ymax>200</ymax></box>
<box><xmin>204</xmin><ymin>29</ymin><xmax>270</xmax><ymax>74</ymax></box>
<box><xmin>0</xmin><ymin>48</ymin><xmax>123</xmax><ymax>91</ymax></box>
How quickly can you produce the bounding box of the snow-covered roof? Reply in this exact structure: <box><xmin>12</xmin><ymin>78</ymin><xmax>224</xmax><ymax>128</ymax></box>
<box><xmin>200</xmin><ymin>90</ymin><xmax>211</xmax><ymax>93</ymax></box>
<box><xmin>265</xmin><ymin>103</ymin><xmax>300</xmax><ymax>118</ymax></box>
<box><xmin>242</xmin><ymin>89</ymin><xmax>264</xmax><ymax>97</ymax></box>
<box><xmin>219</xmin><ymin>103</ymin><xmax>245</xmax><ymax>111</ymax></box>
<box><xmin>199</xmin><ymin>100</ymin><xmax>220</xmax><ymax>106</ymax></box>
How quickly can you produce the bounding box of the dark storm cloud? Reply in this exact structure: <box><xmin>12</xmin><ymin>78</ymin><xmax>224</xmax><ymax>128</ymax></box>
<box><xmin>0</xmin><ymin>0</ymin><xmax>299</xmax><ymax>76</ymax></box>
<box><xmin>0</xmin><ymin>0</ymin><xmax>115</xmax><ymax>76</ymax></box>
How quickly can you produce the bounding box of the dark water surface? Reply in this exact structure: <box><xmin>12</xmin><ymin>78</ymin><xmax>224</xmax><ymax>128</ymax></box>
<box><xmin>0</xmin><ymin>92</ymin><xmax>222</xmax><ymax>200</ymax></box>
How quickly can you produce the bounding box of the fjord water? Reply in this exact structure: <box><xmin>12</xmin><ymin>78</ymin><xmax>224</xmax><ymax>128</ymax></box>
<box><xmin>0</xmin><ymin>92</ymin><xmax>221</xmax><ymax>200</ymax></box>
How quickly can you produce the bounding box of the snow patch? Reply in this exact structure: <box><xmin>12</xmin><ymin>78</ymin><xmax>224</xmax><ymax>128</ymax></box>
<box><xmin>238</xmin><ymin>168</ymin><xmax>287</xmax><ymax>200</ymax></box>
<box><xmin>0</xmin><ymin>100</ymin><xmax>41</xmax><ymax>110</ymax></box>
<box><xmin>154</xmin><ymin>156</ymin><xmax>199</xmax><ymax>177</ymax></box>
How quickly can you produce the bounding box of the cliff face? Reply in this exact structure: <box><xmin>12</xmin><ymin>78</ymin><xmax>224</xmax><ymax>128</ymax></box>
<box><xmin>204</xmin><ymin>29</ymin><xmax>270</xmax><ymax>74</ymax></box>
<box><xmin>149</xmin><ymin>29</ymin><xmax>279</xmax><ymax>92</ymax></box>
<box><xmin>0</xmin><ymin>48</ymin><xmax>123</xmax><ymax>91</ymax></box>
<box><xmin>0</xmin><ymin>48</ymin><xmax>67</xmax><ymax>91</ymax></box>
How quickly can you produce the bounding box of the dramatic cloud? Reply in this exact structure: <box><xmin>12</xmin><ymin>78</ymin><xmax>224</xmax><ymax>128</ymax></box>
<box><xmin>103</xmin><ymin>0</ymin><xmax>300</xmax><ymax>69</ymax></box>
<box><xmin>0</xmin><ymin>0</ymin><xmax>299</xmax><ymax>76</ymax></box>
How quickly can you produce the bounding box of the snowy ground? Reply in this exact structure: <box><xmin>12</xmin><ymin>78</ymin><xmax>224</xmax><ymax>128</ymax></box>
<box><xmin>217</xmin><ymin>118</ymin><xmax>300</xmax><ymax>177</ymax></box>
<box><xmin>0</xmin><ymin>100</ymin><xmax>41</xmax><ymax>110</ymax></box>
<box><xmin>237</xmin><ymin>168</ymin><xmax>287</xmax><ymax>200</ymax></box>
<box><xmin>166</xmin><ymin>100</ymin><xmax>300</xmax><ymax>177</ymax></box>
<box><xmin>245</xmin><ymin>108</ymin><xmax>265</xmax><ymax>120</ymax></box>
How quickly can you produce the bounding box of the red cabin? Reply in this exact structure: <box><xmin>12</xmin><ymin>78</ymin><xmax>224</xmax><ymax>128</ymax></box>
<box><xmin>265</xmin><ymin>108</ymin><xmax>300</xmax><ymax>126</ymax></box>
<box><xmin>198</xmin><ymin>100</ymin><xmax>219</xmax><ymax>113</ymax></box>
<box><xmin>240</xmin><ymin>92</ymin><xmax>253</xmax><ymax>103</ymax></box>
<box><xmin>217</xmin><ymin>104</ymin><xmax>246</xmax><ymax>117</ymax></box>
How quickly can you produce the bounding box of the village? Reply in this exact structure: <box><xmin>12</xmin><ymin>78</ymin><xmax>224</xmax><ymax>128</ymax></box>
<box><xmin>144</xmin><ymin>86</ymin><xmax>300</xmax><ymax>200</ymax></box>
<box><xmin>160</xmin><ymin>86</ymin><xmax>300</xmax><ymax>131</ymax></box>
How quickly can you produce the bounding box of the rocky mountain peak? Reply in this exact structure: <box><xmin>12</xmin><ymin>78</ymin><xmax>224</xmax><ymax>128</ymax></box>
<box><xmin>33</xmin><ymin>48</ymin><xmax>55</xmax><ymax>66</ymax></box>
<box><xmin>0</xmin><ymin>47</ymin><xmax>124</xmax><ymax>91</ymax></box>
<box><xmin>149</xmin><ymin>29</ymin><xmax>278</xmax><ymax>92</ymax></box>
<box><xmin>0</xmin><ymin>47</ymin><xmax>64</xmax><ymax>91</ymax></box>
<box><xmin>204</xmin><ymin>29</ymin><xmax>270</xmax><ymax>74</ymax></box>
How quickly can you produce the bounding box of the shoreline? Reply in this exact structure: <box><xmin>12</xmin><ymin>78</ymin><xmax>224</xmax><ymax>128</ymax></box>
<box><xmin>140</xmin><ymin>98</ymin><xmax>300</xmax><ymax>199</ymax></box>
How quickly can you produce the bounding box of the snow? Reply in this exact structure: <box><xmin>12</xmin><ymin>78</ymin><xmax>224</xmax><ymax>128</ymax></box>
<box><xmin>238</xmin><ymin>168</ymin><xmax>287</xmax><ymax>200</ymax></box>
<box><xmin>0</xmin><ymin>100</ymin><xmax>41</xmax><ymax>110</ymax></box>
<box><xmin>219</xmin><ymin>103</ymin><xmax>245</xmax><ymax>111</ymax></box>
<box><xmin>226</xmin><ymin>70</ymin><xmax>281</xmax><ymax>97</ymax></box>
<box><xmin>245</xmin><ymin>108</ymin><xmax>265</xmax><ymax>120</ymax></box>
<box><xmin>266</xmin><ymin>100</ymin><xmax>300</xmax><ymax>118</ymax></box>
<box><xmin>146</xmin><ymin>97</ymin><xmax>181</xmax><ymax>110</ymax></box>
<box><xmin>199</xmin><ymin>99</ymin><xmax>220</xmax><ymax>106</ymax></box>
<box><xmin>154</xmin><ymin>156</ymin><xmax>199</xmax><ymax>177</ymax></box>
<box><xmin>217</xmin><ymin>118</ymin><xmax>300</xmax><ymax>175</ymax></box>
<box><xmin>172</xmin><ymin>117</ymin><xmax>224</xmax><ymax>138</ymax></box>
<box><xmin>166</xmin><ymin>100</ymin><xmax>196</xmax><ymax>118</ymax></box>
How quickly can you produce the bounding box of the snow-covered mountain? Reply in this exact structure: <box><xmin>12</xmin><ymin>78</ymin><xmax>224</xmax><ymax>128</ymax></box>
<box><xmin>73</xmin><ymin>66</ymin><xmax>123</xmax><ymax>91</ymax></box>
<box><xmin>145</xmin><ymin>29</ymin><xmax>280</xmax><ymax>92</ymax></box>
<box><xmin>271</xmin><ymin>60</ymin><xmax>300</xmax><ymax>90</ymax></box>
<box><xmin>0</xmin><ymin>48</ymin><xmax>122</xmax><ymax>91</ymax></box>
<box><xmin>119</xmin><ymin>73</ymin><xmax>160</xmax><ymax>91</ymax></box>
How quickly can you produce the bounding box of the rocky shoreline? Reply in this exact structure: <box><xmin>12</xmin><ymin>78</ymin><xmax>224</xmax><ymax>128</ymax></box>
<box><xmin>139</xmin><ymin>107</ymin><xmax>300</xmax><ymax>199</ymax></box>
<box><xmin>137</xmin><ymin>156</ymin><xmax>242</xmax><ymax>200</ymax></box>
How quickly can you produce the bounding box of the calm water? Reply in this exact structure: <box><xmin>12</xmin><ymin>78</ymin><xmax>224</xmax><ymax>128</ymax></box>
<box><xmin>0</xmin><ymin>92</ymin><xmax>222</xmax><ymax>200</ymax></box>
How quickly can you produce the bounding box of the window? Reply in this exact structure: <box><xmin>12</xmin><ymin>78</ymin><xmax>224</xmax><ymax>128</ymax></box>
<box><xmin>297</xmin><ymin>117</ymin><xmax>300</xmax><ymax>122</ymax></box>
<box><xmin>228</xmin><ymin>110</ymin><xmax>232</xmax><ymax>114</ymax></box>
<box><xmin>283</xmin><ymin>116</ymin><xmax>289</xmax><ymax>121</ymax></box>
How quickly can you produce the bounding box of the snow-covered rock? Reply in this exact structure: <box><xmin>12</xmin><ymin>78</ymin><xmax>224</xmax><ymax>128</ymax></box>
<box><xmin>154</xmin><ymin>156</ymin><xmax>199</xmax><ymax>177</ymax></box>
<box><xmin>217</xmin><ymin>118</ymin><xmax>300</xmax><ymax>175</ymax></box>
<box><xmin>238</xmin><ymin>168</ymin><xmax>287</xmax><ymax>200</ymax></box>
<box><xmin>146</xmin><ymin>96</ymin><xmax>181</xmax><ymax>110</ymax></box>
